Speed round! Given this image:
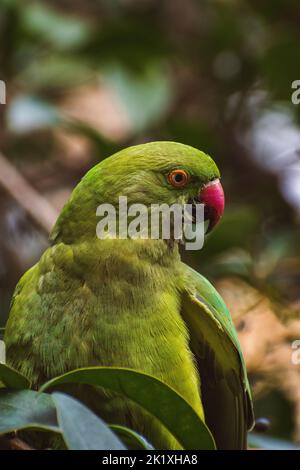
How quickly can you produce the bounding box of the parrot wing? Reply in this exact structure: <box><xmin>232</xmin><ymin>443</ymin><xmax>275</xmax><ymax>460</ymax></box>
<box><xmin>180</xmin><ymin>264</ymin><xmax>254</xmax><ymax>449</ymax></box>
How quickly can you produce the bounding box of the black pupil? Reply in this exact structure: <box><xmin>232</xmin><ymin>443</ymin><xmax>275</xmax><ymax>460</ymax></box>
<box><xmin>174</xmin><ymin>173</ymin><xmax>184</xmax><ymax>183</ymax></box>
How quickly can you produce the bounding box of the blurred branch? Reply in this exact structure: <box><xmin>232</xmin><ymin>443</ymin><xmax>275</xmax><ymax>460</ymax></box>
<box><xmin>9</xmin><ymin>437</ymin><xmax>34</xmax><ymax>451</ymax></box>
<box><xmin>0</xmin><ymin>434</ymin><xmax>34</xmax><ymax>450</ymax></box>
<box><xmin>0</xmin><ymin>152</ymin><xmax>58</xmax><ymax>234</ymax></box>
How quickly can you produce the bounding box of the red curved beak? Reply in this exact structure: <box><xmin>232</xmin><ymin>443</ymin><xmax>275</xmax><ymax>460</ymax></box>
<box><xmin>198</xmin><ymin>179</ymin><xmax>225</xmax><ymax>232</ymax></box>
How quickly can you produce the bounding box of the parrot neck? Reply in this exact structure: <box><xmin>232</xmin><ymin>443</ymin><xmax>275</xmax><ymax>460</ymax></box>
<box><xmin>97</xmin><ymin>238</ymin><xmax>181</xmax><ymax>271</ymax></box>
<box><xmin>69</xmin><ymin>238</ymin><xmax>184</xmax><ymax>298</ymax></box>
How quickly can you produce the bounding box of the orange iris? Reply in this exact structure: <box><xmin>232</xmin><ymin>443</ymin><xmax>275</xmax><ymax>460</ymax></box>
<box><xmin>167</xmin><ymin>169</ymin><xmax>190</xmax><ymax>188</ymax></box>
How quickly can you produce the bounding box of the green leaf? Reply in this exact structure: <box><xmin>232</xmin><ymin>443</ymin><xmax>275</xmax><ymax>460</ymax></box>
<box><xmin>0</xmin><ymin>389</ymin><xmax>59</xmax><ymax>434</ymax></box>
<box><xmin>52</xmin><ymin>393</ymin><xmax>126</xmax><ymax>450</ymax></box>
<box><xmin>0</xmin><ymin>363</ymin><xmax>31</xmax><ymax>390</ymax></box>
<box><xmin>22</xmin><ymin>3</ymin><xmax>91</xmax><ymax>50</ymax></box>
<box><xmin>40</xmin><ymin>367</ymin><xmax>216</xmax><ymax>450</ymax></box>
<box><xmin>20</xmin><ymin>56</ymin><xmax>94</xmax><ymax>90</ymax></box>
<box><xmin>102</xmin><ymin>63</ymin><xmax>172</xmax><ymax>133</ymax></box>
<box><xmin>110</xmin><ymin>425</ymin><xmax>154</xmax><ymax>450</ymax></box>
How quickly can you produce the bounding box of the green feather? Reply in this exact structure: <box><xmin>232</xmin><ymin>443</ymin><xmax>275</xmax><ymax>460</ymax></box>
<box><xmin>181</xmin><ymin>265</ymin><xmax>254</xmax><ymax>448</ymax></box>
<box><xmin>4</xmin><ymin>141</ymin><xmax>253</xmax><ymax>449</ymax></box>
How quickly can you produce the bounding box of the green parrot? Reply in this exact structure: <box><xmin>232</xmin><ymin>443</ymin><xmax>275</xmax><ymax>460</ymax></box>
<box><xmin>4</xmin><ymin>141</ymin><xmax>254</xmax><ymax>449</ymax></box>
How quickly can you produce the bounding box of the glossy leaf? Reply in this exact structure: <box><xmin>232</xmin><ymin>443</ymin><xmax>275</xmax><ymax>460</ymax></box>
<box><xmin>0</xmin><ymin>389</ymin><xmax>59</xmax><ymax>434</ymax></box>
<box><xmin>52</xmin><ymin>392</ymin><xmax>126</xmax><ymax>450</ymax></box>
<box><xmin>110</xmin><ymin>424</ymin><xmax>154</xmax><ymax>450</ymax></box>
<box><xmin>40</xmin><ymin>366</ymin><xmax>216</xmax><ymax>450</ymax></box>
<box><xmin>0</xmin><ymin>363</ymin><xmax>30</xmax><ymax>390</ymax></box>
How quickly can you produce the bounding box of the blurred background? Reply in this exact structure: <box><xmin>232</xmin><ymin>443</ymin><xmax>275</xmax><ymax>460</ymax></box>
<box><xmin>0</xmin><ymin>0</ymin><xmax>300</xmax><ymax>448</ymax></box>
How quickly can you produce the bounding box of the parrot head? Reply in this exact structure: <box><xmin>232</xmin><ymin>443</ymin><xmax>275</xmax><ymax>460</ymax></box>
<box><xmin>97</xmin><ymin>141</ymin><xmax>224</xmax><ymax>232</ymax></box>
<box><xmin>51</xmin><ymin>141</ymin><xmax>224</xmax><ymax>243</ymax></box>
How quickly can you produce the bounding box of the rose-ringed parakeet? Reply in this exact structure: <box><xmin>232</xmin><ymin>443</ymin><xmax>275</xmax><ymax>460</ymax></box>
<box><xmin>4</xmin><ymin>141</ymin><xmax>254</xmax><ymax>449</ymax></box>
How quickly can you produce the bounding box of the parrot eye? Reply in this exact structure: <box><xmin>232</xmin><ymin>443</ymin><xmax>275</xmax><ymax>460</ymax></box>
<box><xmin>167</xmin><ymin>169</ymin><xmax>190</xmax><ymax>188</ymax></box>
